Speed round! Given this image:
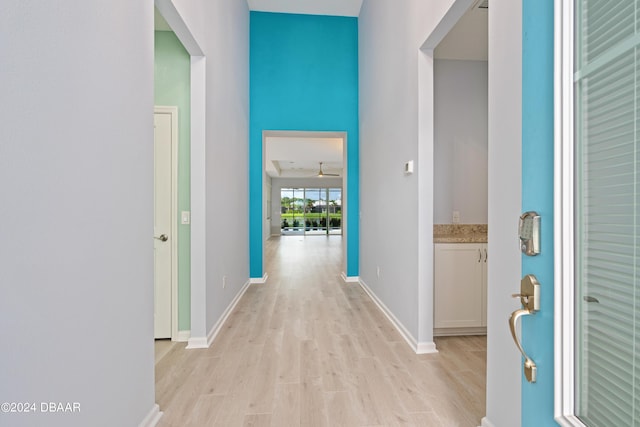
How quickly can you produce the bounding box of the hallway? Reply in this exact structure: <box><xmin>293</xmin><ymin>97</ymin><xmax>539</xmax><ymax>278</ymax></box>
<box><xmin>156</xmin><ymin>236</ymin><xmax>486</xmax><ymax>426</ymax></box>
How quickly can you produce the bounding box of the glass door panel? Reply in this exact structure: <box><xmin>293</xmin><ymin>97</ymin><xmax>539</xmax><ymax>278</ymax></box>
<box><xmin>573</xmin><ymin>1</ymin><xmax>640</xmax><ymax>424</ymax></box>
<box><xmin>328</xmin><ymin>188</ymin><xmax>342</xmax><ymax>235</ymax></box>
<box><xmin>280</xmin><ymin>187</ymin><xmax>342</xmax><ymax>236</ymax></box>
<box><xmin>280</xmin><ymin>188</ymin><xmax>304</xmax><ymax>235</ymax></box>
<box><xmin>305</xmin><ymin>188</ymin><xmax>325</xmax><ymax>235</ymax></box>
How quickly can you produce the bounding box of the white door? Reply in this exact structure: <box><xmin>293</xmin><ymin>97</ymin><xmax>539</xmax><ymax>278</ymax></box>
<box><xmin>153</xmin><ymin>110</ymin><xmax>174</xmax><ymax>339</ymax></box>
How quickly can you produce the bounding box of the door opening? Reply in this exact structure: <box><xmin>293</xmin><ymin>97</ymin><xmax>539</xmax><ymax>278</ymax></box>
<box><xmin>262</xmin><ymin>131</ymin><xmax>348</xmax><ymax>276</ymax></box>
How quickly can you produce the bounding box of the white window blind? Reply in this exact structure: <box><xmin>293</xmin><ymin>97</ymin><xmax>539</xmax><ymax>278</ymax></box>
<box><xmin>574</xmin><ymin>0</ymin><xmax>640</xmax><ymax>426</ymax></box>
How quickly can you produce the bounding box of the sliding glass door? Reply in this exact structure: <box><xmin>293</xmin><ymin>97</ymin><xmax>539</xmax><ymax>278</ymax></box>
<box><xmin>280</xmin><ymin>187</ymin><xmax>341</xmax><ymax>236</ymax></box>
<box><xmin>280</xmin><ymin>188</ymin><xmax>305</xmax><ymax>235</ymax></box>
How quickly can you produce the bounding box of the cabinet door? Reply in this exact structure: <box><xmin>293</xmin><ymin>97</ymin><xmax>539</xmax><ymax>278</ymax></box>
<box><xmin>434</xmin><ymin>243</ymin><xmax>484</xmax><ymax>328</ymax></box>
<box><xmin>481</xmin><ymin>243</ymin><xmax>488</xmax><ymax>327</ymax></box>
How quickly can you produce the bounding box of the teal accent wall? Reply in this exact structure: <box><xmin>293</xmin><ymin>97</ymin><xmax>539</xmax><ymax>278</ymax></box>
<box><xmin>249</xmin><ymin>12</ymin><xmax>359</xmax><ymax>277</ymax></box>
<box><xmin>154</xmin><ymin>31</ymin><xmax>191</xmax><ymax>331</ymax></box>
<box><xmin>521</xmin><ymin>1</ymin><xmax>557</xmax><ymax>425</ymax></box>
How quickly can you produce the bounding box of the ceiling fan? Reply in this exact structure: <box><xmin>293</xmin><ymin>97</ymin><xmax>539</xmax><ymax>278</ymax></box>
<box><xmin>316</xmin><ymin>162</ymin><xmax>340</xmax><ymax>177</ymax></box>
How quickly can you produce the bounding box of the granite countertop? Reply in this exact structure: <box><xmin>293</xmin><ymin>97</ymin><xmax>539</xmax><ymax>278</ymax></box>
<box><xmin>433</xmin><ymin>224</ymin><xmax>487</xmax><ymax>243</ymax></box>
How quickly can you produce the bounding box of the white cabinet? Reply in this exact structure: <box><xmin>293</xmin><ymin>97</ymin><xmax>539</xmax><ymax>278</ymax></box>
<box><xmin>434</xmin><ymin>243</ymin><xmax>487</xmax><ymax>335</ymax></box>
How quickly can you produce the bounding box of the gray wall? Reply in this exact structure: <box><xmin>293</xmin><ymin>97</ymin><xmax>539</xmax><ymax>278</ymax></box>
<box><xmin>0</xmin><ymin>1</ymin><xmax>156</xmax><ymax>426</ymax></box>
<box><xmin>434</xmin><ymin>59</ymin><xmax>488</xmax><ymax>224</ymax></box>
<box><xmin>485</xmin><ymin>0</ymin><xmax>522</xmax><ymax>425</ymax></box>
<box><xmin>201</xmin><ymin>1</ymin><xmax>249</xmax><ymax>335</ymax></box>
<box><xmin>359</xmin><ymin>0</ymin><xmax>457</xmax><ymax>349</ymax></box>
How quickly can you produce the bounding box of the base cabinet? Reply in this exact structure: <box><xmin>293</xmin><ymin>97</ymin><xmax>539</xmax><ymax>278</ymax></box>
<box><xmin>434</xmin><ymin>243</ymin><xmax>487</xmax><ymax>335</ymax></box>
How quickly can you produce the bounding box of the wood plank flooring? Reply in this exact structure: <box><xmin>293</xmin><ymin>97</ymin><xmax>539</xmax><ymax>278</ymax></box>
<box><xmin>155</xmin><ymin>236</ymin><xmax>486</xmax><ymax>426</ymax></box>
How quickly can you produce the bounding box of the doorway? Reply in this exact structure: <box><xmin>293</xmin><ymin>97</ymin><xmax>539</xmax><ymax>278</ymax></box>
<box><xmin>263</xmin><ymin>131</ymin><xmax>349</xmax><ymax>275</ymax></box>
<box><xmin>419</xmin><ymin>0</ymin><xmax>492</xmax><ymax>424</ymax></box>
<box><xmin>421</xmin><ymin>1</ymin><xmax>524</xmax><ymax>426</ymax></box>
<box><xmin>432</xmin><ymin>2</ymin><xmax>488</xmax><ymax>336</ymax></box>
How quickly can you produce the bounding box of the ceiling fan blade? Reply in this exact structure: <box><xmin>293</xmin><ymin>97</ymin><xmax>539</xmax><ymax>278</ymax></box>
<box><xmin>317</xmin><ymin>161</ymin><xmax>340</xmax><ymax>177</ymax></box>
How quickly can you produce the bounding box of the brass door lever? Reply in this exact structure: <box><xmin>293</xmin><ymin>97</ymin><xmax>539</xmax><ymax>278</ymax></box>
<box><xmin>509</xmin><ymin>274</ymin><xmax>540</xmax><ymax>383</ymax></box>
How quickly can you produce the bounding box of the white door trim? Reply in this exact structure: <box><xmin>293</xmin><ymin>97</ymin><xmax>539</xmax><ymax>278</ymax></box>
<box><xmin>553</xmin><ymin>0</ymin><xmax>585</xmax><ymax>425</ymax></box>
<box><xmin>154</xmin><ymin>105</ymin><xmax>179</xmax><ymax>341</ymax></box>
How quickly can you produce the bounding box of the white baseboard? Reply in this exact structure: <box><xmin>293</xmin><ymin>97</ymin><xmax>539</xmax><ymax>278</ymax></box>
<box><xmin>480</xmin><ymin>417</ymin><xmax>496</xmax><ymax>427</ymax></box>
<box><xmin>186</xmin><ymin>336</ymin><xmax>208</xmax><ymax>349</ymax></box>
<box><xmin>186</xmin><ymin>279</ymin><xmax>252</xmax><ymax>349</ymax></box>
<box><xmin>138</xmin><ymin>404</ymin><xmax>162</xmax><ymax>427</ymax></box>
<box><xmin>434</xmin><ymin>326</ymin><xmax>487</xmax><ymax>337</ymax></box>
<box><xmin>250</xmin><ymin>273</ymin><xmax>269</xmax><ymax>284</ymax></box>
<box><xmin>358</xmin><ymin>279</ymin><xmax>437</xmax><ymax>354</ymax></box>
<box><xmin>340</xmin><ymin>272</ymin><xmax>360</xmax><ymax>283</ymax></box>
<box><xmin>205</xmin><ymin>279</ymin><xmax>251</xmax><ymax>347</ymax></box>
<box><xmin>416</xmin><ymin>341</ymin><xmax>438</xmax><ymax>354</ymax></box>
<box><xmin>174</xmin><ymin>330</ymin><xmax>190</xmax><ymax>342</ymax></box>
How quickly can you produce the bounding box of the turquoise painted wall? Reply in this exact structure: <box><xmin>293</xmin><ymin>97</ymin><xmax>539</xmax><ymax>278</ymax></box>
<box><xmin>154</xmin><ymin>31</ymin><xmax>190</xmax><ymax>331</ymax></box>
<box><xmin>249</xmin><ymin>12</ymin><xmax>359</xmax><ymax>277</ymax></box>
<box><xmin>521</xmin><ymin>0</ymin><xmax>557</xmax><ymax>425</ymax></box>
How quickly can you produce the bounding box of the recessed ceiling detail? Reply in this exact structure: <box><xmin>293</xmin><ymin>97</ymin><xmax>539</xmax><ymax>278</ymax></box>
<box><xmin>265</xmin><ymin>135</ymin><xmax>344</xmax><ymax>179</ymax></box>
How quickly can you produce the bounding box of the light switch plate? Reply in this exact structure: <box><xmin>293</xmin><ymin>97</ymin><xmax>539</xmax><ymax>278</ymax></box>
<box><xmin>181</xmin><ymin>211</ymin><xmax>191</xmax><ymax>225</ymax></box>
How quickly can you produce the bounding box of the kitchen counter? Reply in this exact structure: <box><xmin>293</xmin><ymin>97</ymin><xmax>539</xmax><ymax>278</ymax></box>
<box><xmin>433</xmin><ymin>224</ymin><xmax>487</xmax><ymax>243</ymax></box>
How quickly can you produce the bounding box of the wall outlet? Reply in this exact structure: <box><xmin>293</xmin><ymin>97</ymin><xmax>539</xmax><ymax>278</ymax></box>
<box><xmin>222</xmin><ymin>275</ymin><xmax>227</xmax><ymax>289</ymax></box>
<box><xmin>452</xmin><ymin>210</ymin><xmax>460</xmax><ymax>224</ymax></box>
<box><xmin>376</xmin><ymin>266</ymin><xmax>381</xmax><ymax>279</ymax></box>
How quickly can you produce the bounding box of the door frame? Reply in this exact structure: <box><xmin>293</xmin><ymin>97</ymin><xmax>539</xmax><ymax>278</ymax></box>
<box><xmin>421</xmin><ymin>0</ymin><xmax>523</xmax><ymax>425</ymax></box>
<box><xmin>261</xmin><ymin>130</ymin><xmax>349</xmax><ymax>279</ymax></box>
<box><xmin>154</xmin><ymin>105</ymin><xmax>179</xmax><ymax>341</ymax></box>
<box><xmin>553</xmin><ymin>0</ymin><xmax>592</xmax><ymax>425</ymax></box>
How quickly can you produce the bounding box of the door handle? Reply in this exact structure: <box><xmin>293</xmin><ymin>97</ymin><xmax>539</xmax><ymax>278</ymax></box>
<box><xmin>154</xmin><ymin>234</ymin><xmax>168</xmax><ymax>242</ymax></box>
<box><xmin>509</xmin><ymin>308</ymin><xmax>537</xmax><ymax>383</ymax></box>
<box><xmin>509</xmin><ymin>274</ymin><xmax>540</xmax><ymax>383</ymax></box>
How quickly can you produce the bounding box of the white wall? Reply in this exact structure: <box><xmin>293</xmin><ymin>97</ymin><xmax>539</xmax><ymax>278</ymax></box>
<box><xmin>0</xmin><ymin>2</ymin><xmax>156</xmax><ymax>426</ymax></box>
<box><xmin>171</xmin><ymin>0</ymin><xmax>250</xmax><ymax>341</ymax></box>
<box><xmin>484</xmin><ymin>0</ymin><xmax>522</xmax><ymax>426</ymax></box>
<box><xmin>434</xmin><ymin>59</ymin><xmax>488</xmax><ymax>224</ymax></box>
<box><xmin>359</xmin><ymin>0</ymin><xmax>456</xmax><ymax>350</ymax></box>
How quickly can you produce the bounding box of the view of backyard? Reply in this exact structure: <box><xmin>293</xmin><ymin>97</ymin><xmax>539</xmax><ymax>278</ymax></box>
<box><xmin>280</xmin><ymin>187</ymin><xmax>342</xmax><ymax>235</ymax></box>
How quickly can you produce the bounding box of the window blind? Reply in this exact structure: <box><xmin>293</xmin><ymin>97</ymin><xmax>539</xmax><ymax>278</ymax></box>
<box><xmin>574</xmin><ymin>0</ymin><xmax>639</xmax><ymax>426</ymax></box>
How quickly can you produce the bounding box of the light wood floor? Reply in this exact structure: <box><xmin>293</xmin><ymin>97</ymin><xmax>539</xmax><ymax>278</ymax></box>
<box><xmin>155</xmin><ymin>236</ymin><xmax>486</xmax><ymax>427</ymax></box>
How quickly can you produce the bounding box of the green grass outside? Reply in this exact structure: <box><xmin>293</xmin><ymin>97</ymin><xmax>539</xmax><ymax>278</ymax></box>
<box><xmin>281</xmin><ymin>213</ymin><xmax>341</xmax><ymax>221</ymax></box>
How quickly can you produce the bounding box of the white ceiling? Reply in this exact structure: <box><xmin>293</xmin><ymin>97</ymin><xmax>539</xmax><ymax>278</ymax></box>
<box><xmin>265</xmin><ymin>134</ymin><xmax>344</xmax><ymax>179</ymax></box>
<box><xmin>247</xmin><ymin>0</ymin><xmax>363</xmax><ymax>17</ymax></box>
<box><xmin>434</xmin><ymin>2</ymin><xmax>488</xmax><ymax>60</ymax></box>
